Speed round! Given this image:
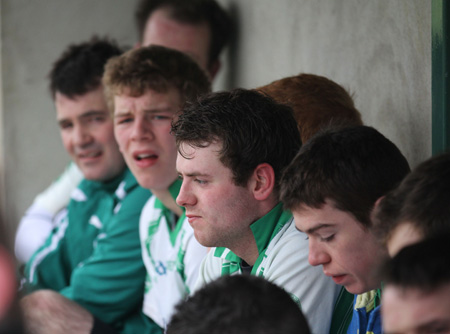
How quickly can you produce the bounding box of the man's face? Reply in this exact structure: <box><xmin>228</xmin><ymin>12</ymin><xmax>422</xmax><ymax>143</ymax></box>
<box><xmin>176</xmin><ymin>142</ymin><xmax>258</xmax><ymax>249</ymax></box>
<box><xmin>113</xmin><ymin>88</ymin><xmax>180</xmax><ymax>191</ymax></box>
<box><xmin>293</xmin><ymin>200</ymin><xmax>386</xmax><ymax>294</ymax></box>
<box><xmin>382</xmin><ymin>284</ymin><xmax>450</xmax><ymax>334</ymax></box>
<box><xmin>56</xmin><ymin>86</ymin><xmax>125</xmax><ymax>181</ymax></box>
<box><xmin>142</xmin><ymin>8</ymin><xmax>212</xmax><ymax>75</ymax></box>
<box><xmin>387</xmin><ymin>222</ymin><xmax>423</xmax><ymax>257</ymax></box>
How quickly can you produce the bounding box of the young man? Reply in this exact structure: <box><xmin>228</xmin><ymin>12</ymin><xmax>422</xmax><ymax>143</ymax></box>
<box><xmin>373</xmin><ymin>151</ymin><xmax>450</xmax><ymax>256</ymax></box>
<box><xmin>172</xmin><ymin>89</ymin><xmax>341</xmax><ymax>334</ymax></box>
<box><xmin>382</xmin><ymin>233</ymin><xmax>450</xmax><ymax>334</ymax></box>
<box><xmin>167</xmin><ymin>275</ymin><xmax>311</xmax><ymax>334</ymax></box>
<box><xmin>279</xmin><ymin>125</ymin><xmax>410</xmax><ymax>334</ymax></box>
<box><xmin>20</xmin><ymin>38</ymin><xmax>155</xmax><ymax>334</ymax></box>
<box><xmin>256</xmin><ymin>73</ymin><xmax>362</xmax><ymax>143</ymax></box>
<box><xmin>104</xmin><ymin>45</ymin><xmax>211</xmax><ymax>330</ymax></box>
<box><xmin>135</xmin><ymin>0</ymin><xmax>232</xmax><ymax>79</ymax></box>
<box><xmin>15</xmin><ymin>0</ymin><xmax>231</xmax><ymax>263</ymax></box>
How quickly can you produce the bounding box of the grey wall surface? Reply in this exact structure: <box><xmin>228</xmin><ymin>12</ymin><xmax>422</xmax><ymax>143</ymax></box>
<box><xmin>1</xmin><ymin>0</ymin><xmax>431</xmax><ymax>234</ymax></box>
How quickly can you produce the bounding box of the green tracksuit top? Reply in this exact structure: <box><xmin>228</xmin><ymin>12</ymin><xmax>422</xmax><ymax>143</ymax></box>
<box><xmin>24</xmin><ymin>168</ymin><xmax>160</xmax><ymax>334</ymax></box>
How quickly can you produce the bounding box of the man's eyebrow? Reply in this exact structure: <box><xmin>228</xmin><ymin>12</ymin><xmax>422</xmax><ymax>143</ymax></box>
<box><xmin>115</xmin><ymin>107</ymin><xmax>176</xmax><ymax>117</ymax></box>
<box><xmin>417</xmin><ymin>320</ymin><xmax>450</xmax><ymax>333</ymax></box>
<box><xmin>177</xmin><ymin>171</ymin><xmax>211</xmax><ymax>178</ymax></box>
<box><xmin>79</xmin><ymin>110</ymin><xmax>108</xmax><ymax>118</ymax></box>
<box><xmin>58</xmin><ymin>110</ymin><xmax>107</xmax><ymax>124</ymax></box>
<box><xmin>304</xmin><ymin>224</ymin><xmax>334</xmax><ymax>235</ymax></box>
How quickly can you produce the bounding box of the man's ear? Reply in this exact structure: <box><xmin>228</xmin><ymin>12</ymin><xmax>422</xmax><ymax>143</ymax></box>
<box><xmin>250</xmin><ymin>163</ymin><xmax>275</xmax><ymax>201</ymax></box>
<box><xmin>370</xmin><ymin>195</ymin><xmax>385</xmax><ymax>222</ymax></box>
<box><xmin>208</xmin><ymin>59</ymin><xmax>221</xmax><ymax>81</ymax></box>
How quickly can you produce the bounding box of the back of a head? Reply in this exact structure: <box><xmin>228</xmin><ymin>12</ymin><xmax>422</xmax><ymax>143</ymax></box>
<box><xmin>171</xmin><ymin>89</ymin><xmax>301</xmax><ymax>191</ymax></box>
<box><xmin>373</xmin><ymin>151</ymin><xmax>450</xmax><ymax>244</ymax></box>
<box><xmin>383</xmin><ymin>233</ymin><xmax>450</xmax><ymax>291</ymax></box>
<box><xmin>49</xmin><ymin>36</ymin><xmax>122</xmax><ymax>99</ymax></box>
<box><xmin>103</xmin><ymin>45</ymin><xmax>211</xmax><ymax>110</ymax></box>
<box><xmin>280</xmin><ymin>125</ymin><xmax>410</xmax><ymax>227</ymax></box>
<box><xmin>166</xmin><ymin>275</ymin><xmax>311</xmax><ymax>334</ymax></box>
<box><xmin>257</xmin><ymin>73</ymin><xmax>363</xmax><ymax>143</ymax></box>
<box><xmin>135</xmin><ymin>0</ymin><xmax>232</xmax><ymax>66</ymax></box>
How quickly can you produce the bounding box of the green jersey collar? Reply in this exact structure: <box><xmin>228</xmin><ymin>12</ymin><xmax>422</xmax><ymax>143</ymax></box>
<box><xmin>214</xmin><ymin>202</ymin><xmax>292</xmax><ymax>265</ymax></box>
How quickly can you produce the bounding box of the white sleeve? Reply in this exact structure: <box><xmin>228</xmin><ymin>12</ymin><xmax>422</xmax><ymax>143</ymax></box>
<box><xmin>14</xmin><ymin>163</ymin><xmax>83</xmax><ymax>263</ymax></box>
<box><xmin>33</xmin><ymin>162</ymin><xmax>83</xmax><ymax>214</ymax></box>
<box><xmin>262</xmin><ymin>222</ymin><xmax>341</xmax><ymax>334</ymax></box>
<box><xmin>182</xmin><ymin>226</ymin><xmax>209</xmax><ymax>294</ymax></box>
<box><xmin>192</xmin><ymin>248</ymin><xmax>222</xmax><ymax>293</ymax></box>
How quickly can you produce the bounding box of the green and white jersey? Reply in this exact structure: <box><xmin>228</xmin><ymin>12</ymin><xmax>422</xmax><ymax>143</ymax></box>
<box><xmin>195</xmin><ymin>203</ymin><xmax>341</xmax><ymax>334</ymax></box>
<box><xmin>140</xmin><ymin>179</ymin><xmax>208</xmax><ymax>329</ymax></box>
<box><xmin>24</xmin><ymin>168</ymin><xmax>160</xmax><ymax>334</ymax></box>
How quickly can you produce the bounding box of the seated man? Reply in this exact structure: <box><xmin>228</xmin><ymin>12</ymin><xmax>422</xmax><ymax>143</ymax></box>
<box><xmin>257</xmin><ymin>73</ymin><xmax>362</xmax><ymax>143</ymax></box>
<box><xmin>15</xmin><ymin>0</ymin><xmax>232</xmax><ymax>263</ymax></box>
<box><xmin>373</xmin><ymin>151</ymin><xmax>450</xmax><ymax>256</ymax></box>
<box><xmin>167</xmin><ymin>275</ymin><xmax>311</xmax><ymax>334</ymax></box>
<box><xmin>279</xmin><ymin>125</ymin><xmax>410</xmax><ymax>334</ymax></box>
<box><xmin>104</xmin><ymin>45</ymin><xmax>211</xmax><ymax>330</ymax></box>
<box><xmin>135</xmin><ymin>0</ymin><xmax>232</xmax><ymax>79</ymax></box>
<box><xmin>173</xmin><ymin>89</ymin><xmax>341</xmax><ymax>334</ymax></box>
<box><xmin>20</xmin><ymin>38</ymin><xmax>155</xmax><ymax>334</ymax></box>
<box><xmin>381</xmin><ymin>233</ymin><xmax>450</xmax><ymax>334</ymax></box>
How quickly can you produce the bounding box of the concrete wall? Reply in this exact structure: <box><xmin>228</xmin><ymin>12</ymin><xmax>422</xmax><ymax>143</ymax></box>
<box><xmin>1</xmin><ymin>0</ymin><xmax>431</xmax><ymax>233</ymax></box>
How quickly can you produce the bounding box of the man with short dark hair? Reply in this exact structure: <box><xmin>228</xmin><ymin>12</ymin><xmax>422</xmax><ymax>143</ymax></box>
<box><xmin>382</xmin><ymin>234</ymin><xmax>450</xmax><ymax>334</ymax></box>
<box><xmin>280</xmin><ymin>125</ymin><xmax>410</xmax><ymax>334</ymax></box>
<box><xmin>173</xmin><ymin>89</ymin><xmax>341</xmax><ymax>334</ymax></box>
<box><xmin>167</xmin><ymin>275</ymin><xmax>311</xmax><ymax>334</ymax></box>
<box><xmin>135</xmin><ymin>0</ymin><xmax>232</xmax><ymax>79</ymax></box>
<box><xmin>373</xmin><ymin>151</ymin><xmax>450</xmax><ymax>256</ymax></box>
<box><xmin>20</xmin><ymin>38</ymin><xmax>154</xmax><ymax>334</ymax></box>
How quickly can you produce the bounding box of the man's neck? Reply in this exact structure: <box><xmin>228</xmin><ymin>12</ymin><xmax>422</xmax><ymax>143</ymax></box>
<box><xmin>151</xmin><ymin>188</ymin><xmax>183</xmax><ymax>217</ymax></box>
<box><xmin>229</xmin><ymin>199</ymin><xmax>280</xmax><ymax>266</ymax></box>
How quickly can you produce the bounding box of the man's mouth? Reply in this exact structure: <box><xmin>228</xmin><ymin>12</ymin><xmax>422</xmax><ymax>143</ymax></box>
<box><xmin>78</xmin><ymin>151</ymin><xmax>102</xmax><ymax>159</ymax></box>
<box><xmin>134</xmin><ymin>152</ymin><xmax>159</xmax><ymax>168</ymax></box>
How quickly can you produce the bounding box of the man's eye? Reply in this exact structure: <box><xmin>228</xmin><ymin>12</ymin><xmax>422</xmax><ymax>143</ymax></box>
<box><xmin>320</xmin><ymin>234</ymin><xmax>335</xmax><ymax>242</ymax></box>
<box><xmin>194</xmin><ymin>179</ymin><xmax>207</xmax><ymax>185</ymax></box>
<box><xmin>116</xmin><ymin>117</ymin><xmax>132</xmax><ymax>124</ymax></box>
<box><xmin>60</xmin><ymin>123</ymin><xmax>72</xmax><ymax>130</ymax></box>
<box><xmin>152</xmin><ymin>115</ymin><xmax>171</xmax><ymax>121</ymax></box>
<box><xmin>88</xmin><ymin>115</ymin><xmax>106</xmax><ymax>123</ymax></box>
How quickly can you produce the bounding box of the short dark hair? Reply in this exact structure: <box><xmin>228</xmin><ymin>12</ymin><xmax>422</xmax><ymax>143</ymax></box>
<box><xmin>382</xmin><ymin>233</ymin><xmax>450</xmax><ymax>292</ymax></box>
<box><xmin>171</xmin><ymin>89</ymin><xmax>301</xmax><ymax>193</ymax></box>
<box><xmin>257</xmin><ymin>73</ymin><xmax>363</xmax><ymax>143</ymax></box>
<box><xmin>166</xmin><ymin>275</ymin><xmax>311</xmax><ymax>334</ymax></box>
<box><xmin>280</xmin><ymin>125</ymin><xmax>410</xmax><ymax>227</ymax></box>
<box><xmin>135</xmin><ymin>0</ymin><xmax>232</xmax><ymax>66</ymax></box>
<box><xmin>373</xmin><ymin>151</ymin><xmax>450</xmax><ymax>244</ymax></box>
<box><xmin>103</xmin><ymin>45</ymin><xmax>211</xmax><ymax>112</ymax></box>
<box><xmin>49</xmin><ymin>36</ymin><xmax>122</xmax><ymax>99</ymax></box>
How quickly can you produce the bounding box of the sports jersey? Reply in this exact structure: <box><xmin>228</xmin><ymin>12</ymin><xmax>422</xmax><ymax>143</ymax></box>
<box><xmin>24</xmin><ymin>168</ymin><xmax>160</xmax><ymax>334</ymax></box>
<box><xmin>346</xmin><ymin>289</ymin><xmax>382</xmax><ymax>334</ymax></box>
<box><xmin>195</xmin><ymin>202</ymin><xmax>341</xmax><ymax>334</ymax></box>
<box><xmin>140</xmin><ymin>179</ymin><xmax>208</xmax><ymax>329</ymax></box>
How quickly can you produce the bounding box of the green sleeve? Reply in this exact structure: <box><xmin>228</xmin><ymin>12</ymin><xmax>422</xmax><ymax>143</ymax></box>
<box><xmin>24</xmin><ymin>213</ymin><xmax>72</xmax><ymax>293</ymax></box>
<box><xmin>60</xmin><ymin>186</ymin><xmax>150</xmax><ymax>329</ymax></box>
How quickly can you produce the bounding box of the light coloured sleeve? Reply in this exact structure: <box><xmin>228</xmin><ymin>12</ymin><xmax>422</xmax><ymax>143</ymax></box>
<box><xmin>262</xmin><ymin>222</ymin><xmax>341</xmax><ymax>334</ymax></box>
<box><xmin>182</xmin><ymin>227</ymin><xmax>208</xmax><ymax>294</ymax></box>
<box><xmin>14</xmin><ymin>163</ymin><xmax>83</xmax><ymax>263</ymax></box>
<box><xmin>33</xmin><ymin>162</ymin><xmax>83</xmax><ymax>214</ymax></box>
<box><xmin>192</xmin><ymin>249</ymin><xmax>222</xmax><ymax>294</ymax></box>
